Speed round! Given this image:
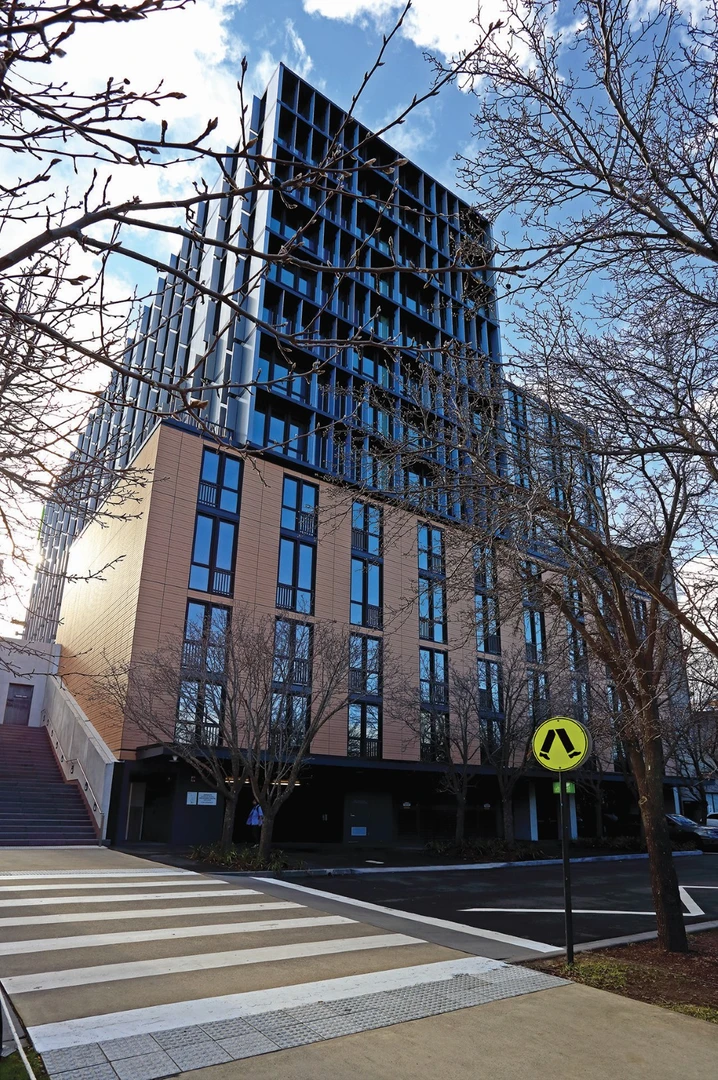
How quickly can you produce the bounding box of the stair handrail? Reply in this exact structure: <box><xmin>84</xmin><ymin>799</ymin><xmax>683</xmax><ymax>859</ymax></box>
<box><xmin>43</xmin><ymin>712</ymin><xmax>105</xmax><ymax>840</ymax></box>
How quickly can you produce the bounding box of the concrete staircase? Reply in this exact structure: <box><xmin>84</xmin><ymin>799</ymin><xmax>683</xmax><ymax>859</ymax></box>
<box><xmin>0</xmin><ymin>725</ymin><xmax>97</xmax><ymax>846</ymax></box>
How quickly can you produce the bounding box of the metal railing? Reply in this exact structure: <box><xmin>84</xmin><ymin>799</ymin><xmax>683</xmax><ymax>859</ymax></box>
<box><xmin>198</xmin><ymin>480</ymin><xmax>218</xmax><ymax>507</ymax></box>
<box><xmin>276</xmin><ymin>584</ymin><xmax>296</xmax><ymax>610</ymax></box>
<box><xmin>347</xmin><ymin>736</ymin><xmax>381</xmax><ymax>759</ymax></box>
<box><xmin>428</xmin><ymin>683</ymin><xmax>449</xmax><ymax>706</ymax></box>
<box><xmin>351</xmin><ymin>527</ymin><xmax>368</xmax><ymax>552</ymax></box>
<box><xmin>481</xmin><ymin>633</ymin><xmax>501</xmax><ymax>655</ymax></box>
<box><xmin>66</xmin><ymin>754</ymin><xmax>106</xmax><ymax>838</ymax></box>
<box><xmin>365</xmin><ymin>605</ymin><xmax>382</xmax><ymax>629</ymax></box>
<box><xmin>349</xmin><ymin>669</ymin><xmax>366</xmax><ymax>692</ymax></box>
<box><xmin>274</xmin><ymin>657</ymin><xmax>312</xmax><ymax>687</ymax></box>
<box><xmin>296</xmin><ymin>510</ymin><xmax>317</xmax><ymax>537</ymax></box>
<box><xmin>44</xmin><ymin>714</ymin><xmax>105</xmax><ymax>843</ymax></box>
<box><xmin>212</xmin><ymin>570</ymin><xmax>233</xmax><ymax>597</ymax></box>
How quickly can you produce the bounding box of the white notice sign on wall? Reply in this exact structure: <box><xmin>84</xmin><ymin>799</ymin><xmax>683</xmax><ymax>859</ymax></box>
<box><xmin>197</xmin><ymin>791</ymin><xmax>218</xmax><ymax>806</ymax></box>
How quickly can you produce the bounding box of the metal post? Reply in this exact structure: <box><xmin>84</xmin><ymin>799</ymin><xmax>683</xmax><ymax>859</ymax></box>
<box><xmin>559</xmin><ymin>770</ymin><xmax>575</xmax><ymax>964</ymax></box>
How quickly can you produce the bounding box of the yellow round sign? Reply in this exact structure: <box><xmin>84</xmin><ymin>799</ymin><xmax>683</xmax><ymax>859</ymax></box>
<box><xmin>531</xmin><ymin>716</ymin><xmax>592</xmax><ymax>772</ymax></box>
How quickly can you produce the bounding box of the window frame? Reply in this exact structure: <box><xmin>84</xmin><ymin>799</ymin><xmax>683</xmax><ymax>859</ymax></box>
<box><xmin>189</xmin><ymin>514</ymin><xmax>237</xmax><ymax>597</ymax></box>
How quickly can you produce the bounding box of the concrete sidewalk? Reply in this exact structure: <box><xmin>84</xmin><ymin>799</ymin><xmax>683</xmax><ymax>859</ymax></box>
<box><xmin>180</xmin><ymin>982</ymin><xmax>718</xmax><ymax>1080</ymax></box>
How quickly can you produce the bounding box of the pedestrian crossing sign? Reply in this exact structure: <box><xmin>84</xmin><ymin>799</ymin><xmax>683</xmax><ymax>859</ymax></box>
<box><xmin>532</xmin><ymin>716</ymin><xmax>591</xmax><ymax>772</ymax></box>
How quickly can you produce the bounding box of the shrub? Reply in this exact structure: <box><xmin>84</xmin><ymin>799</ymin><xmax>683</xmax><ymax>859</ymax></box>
<box><xmin>572</xmin><ymin>835</ymin><xmax>645</xmax><ymax>853</ymax></box>
<box><xmin>189</xmin><ymin>842</ymin><xmax>290</xmax><ymax>872</ymax></box>
<box><xmin>572</xmin><ymin>836</ymin><xmax>698</xmax><ymax>854</ymax></box>
<box><xmin>425</xmin><ymin>838</ymin><xmax>546</xmax><ymax>862</ymax></box>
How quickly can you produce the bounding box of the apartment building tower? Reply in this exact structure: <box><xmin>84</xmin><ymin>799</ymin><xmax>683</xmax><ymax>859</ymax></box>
<box><xmin>25</xmin><ymin>66</ymin><xmax>658</xmax><ymax>847</ymax></box>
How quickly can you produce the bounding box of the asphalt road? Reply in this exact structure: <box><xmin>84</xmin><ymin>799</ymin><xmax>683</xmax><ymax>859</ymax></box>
<box><xmin>290</xmin><ymin>854</ymin><xmax>718</xmax><ymax>949</ymax></box>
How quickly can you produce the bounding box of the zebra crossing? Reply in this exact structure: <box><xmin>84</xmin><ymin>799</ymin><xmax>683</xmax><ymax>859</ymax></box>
<box><xmin>0</xmin><ymin>860</ymin><xmax>566</xmax><ymax>1078</ymax></box>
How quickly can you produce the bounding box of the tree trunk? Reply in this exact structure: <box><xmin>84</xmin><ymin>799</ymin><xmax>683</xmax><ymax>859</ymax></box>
<box><xmin>220</xmin><ymin>792</ymin><xmax>238</xmax><ymax>853</ymax></box>
<box><xmin>631</xmin><ymin>742</ymin><xmax>688</xmax><ymax>952</ymax></box>
<box><xmin>258</xmin><ymin>811</ymin><xmax>275</xmax><ymax>862</ymax></box>
<box><xmin>454</xmin><ymin>796</ymin><xmax>466</xmax><ymax>846</ymax></box>
<box><xmin>501</xmin><ymin>793</ymin><xmax>515</xmax><ymax>845</ymax></box>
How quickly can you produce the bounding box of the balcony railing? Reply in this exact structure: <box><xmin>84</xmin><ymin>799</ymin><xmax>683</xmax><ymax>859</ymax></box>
<box><xmin>296</xmin><ymin>510</ymin><xmax>317</xmax><ymax>537</ymax></box>
<box><xmin>212</xmin><ymin>570</ymin><xmax>233</xmax><ymax>597</ymax></box>
<box><xmin>420</xmin><ymin>740</ymin><xmax>449</xmax><ymax>764</ymax></box>
<box><xmin>198</xmin><ymin>481</ymin><xmax>218</xmax><ymax>508</ymax></box>
<box><xmin>174</xmin><ymin>722</ymin><xmax>221</xmax><ymax>748</ymax></box>
<box><xmin>276</xmin><ymin>585</ymin><xmax>296</xmax><ymax>610</ymax></box>
<box><xmin>276</xmin><ymin>585</ymin><xmax>312</xmax><ymax>614</ymax></box>
<box><xmin>365</xmin><ymin>605</ymin><xmax>382</xmax><ymax>630</ymax></box>
<box><xmin>424</xmin><ymin>683</ymin><xmax>448</xmax><ymax>706</ymax></box>
<box><xmin>349</xmin><ymin>669</ymin><xmax>366</xmax><ymax>693</ymax></box>
<box><xmin>480</xmin><ymin>633</ymin><xmax>501</xmax><ymax>656</ymax></box>
<box><xmin>347</xmin><ymin>736</ymin><xmax>381</xmax><ymax>759</ymax></box>
<box><xmin>424</xmin><ymin>553</ymin><xmax>444</xmax><ymax>574</ymax></box>
<box><xmin>351</xmin><ymin>528</ymin><xmax>369</xmax><ymax>552</ymax></box>
<box><xmin>182</xmin><ymin>642</ymin><xmax>204</xmax><ymax>668</ymax></box>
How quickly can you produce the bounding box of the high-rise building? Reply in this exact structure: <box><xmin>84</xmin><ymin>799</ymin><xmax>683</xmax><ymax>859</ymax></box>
<box><xmin>24</xmin><ymin>66</ymin><xmax>681</xmax><ymax>847</ymax></box>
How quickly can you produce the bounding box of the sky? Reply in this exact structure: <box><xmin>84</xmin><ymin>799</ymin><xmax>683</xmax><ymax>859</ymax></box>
<box><xmin>5</xmin><ymin>0</ymin><xmax>498</xmax><ymax>637</ymax></box>
<box><xmin>53</xmin><ymin>0</ymin><xmax>491</xmax><ymax>211</ymax></box>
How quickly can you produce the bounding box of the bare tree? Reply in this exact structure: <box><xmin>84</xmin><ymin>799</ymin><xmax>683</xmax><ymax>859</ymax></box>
<box><xmin>4</xmin><ymin>0</ymin><xmax>495</xmax><ymax>624</ymax></box>
<box><xmin>666</xmin><ymin>646</ymin><xmax>718</xmax><ymax>822</ymax></box>
<box><xmin>398</xmin><ymin>662</ymin><xmax>483</xmax><ymax>846</ymax></box>
<box><xmin>455</xmin><ymin>0</ymin><xmax>718</xmax><ymax>305</ymax></box>
<box><xmin>443</xmin><ymin>0</ymin><xmax>718</xmax><ymax>656</ymax></box>
<box><xmin>102</xmin><ymin>607</ymin><xmax>352</xmax><ymax>855</ymax></box>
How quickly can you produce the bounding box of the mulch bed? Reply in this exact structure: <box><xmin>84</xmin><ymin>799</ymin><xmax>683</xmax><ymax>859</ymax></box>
<box><xmin>531</xmin><ymin>929</ymin><xmax>718</xmax><ymax>1023</ymax></box>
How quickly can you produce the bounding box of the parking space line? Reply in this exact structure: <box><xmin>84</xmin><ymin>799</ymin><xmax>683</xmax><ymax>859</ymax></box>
<box><xmin>679</xmin><ymin>886</ymin><xmax>705</xmax><ymax>916</ymax></box>
<box><xmin>254</xmin><ymin>877</ymin><xmax>557</xmax><ymax>953</ymax></box>
<box><xmin>460</xmin><ymin>907</ymin><xmax>656</xmax><ymax>915</ymax></box>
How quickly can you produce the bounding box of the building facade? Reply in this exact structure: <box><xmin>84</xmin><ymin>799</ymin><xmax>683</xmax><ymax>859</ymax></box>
<box><xmin>26</xmin><ymin>65</ymin><xmax>682</xmax><ymax>847</ymax></box>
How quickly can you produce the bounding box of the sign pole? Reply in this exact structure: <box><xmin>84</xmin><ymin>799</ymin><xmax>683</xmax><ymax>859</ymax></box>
<box><xmin>532</xmin><ymin>716</ymin><xmax>590</xmax><ymax>967</ymax></box>
<box><xmin>559</xmin><ymin>769</ymin><xmax>575</xmax><ymax>965</ymax></box>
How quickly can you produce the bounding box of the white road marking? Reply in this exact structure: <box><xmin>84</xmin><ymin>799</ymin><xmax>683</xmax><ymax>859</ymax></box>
<box><xmin>462</xmin><ymin>887</ymin><xmax>708</xmax><ymax>919</ymax></box>
<box><xmin>0</xmin><ymin>889</ymin><xmax>251</xmax><ymax>908</ymax></box>
<box><xmin>0</xmin><ymin>870</ymin><xmax>197</xmax><ymax>879</ymax></box>
<box><xmin>679</xmin><ymin>886</ymin><xmax>705</xmax><ymax>916</ymax></box>
<box><xmin>255</xmin><ymin>877</ymin><xmax>557</xmax><ymax>953</ymax></box>
<box><xmin>28</xmin><ymin>955</ymin><xmax>506</xmax><ymax>1051</ymax></box>
<box><xmin>0</xmin><ymin>902</ymin><xmax>301</xmax><ymax>929</ymax></box>
<box><xmin>6</xmin><ymin>934</ymin><xmax>420</xmax><ymax>994</ymax></box>
<box><xmin>460</xmin><ymin>907</ymin><xmax>656</xmax><ymax>915</ymax></box>
<box><xmin>0</xmin><ymin>880</ymin><xmax>219</xmax><ymax>893</ymax></box>
<box><xmin>0</xmin><ymin>916</ymin><xmax>354</xmax><ymax>956</ymax></box>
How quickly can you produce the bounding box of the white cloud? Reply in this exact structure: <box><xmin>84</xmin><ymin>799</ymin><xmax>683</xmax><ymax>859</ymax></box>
<box><xmin>253</xmin><ymin>18</ymin><xmax>321</xmax><ymax>102</ymax></box>
<box><xmin>303</xmin><ymin>0</ymin><xmax>496</xmax><ymax>61</ymax></box>
<box><xmin>285</xmin><ymin>19</ymin><xmax>315</xmax><ymax>79</ymax></box>
<box><xmin>56</xmin><ymin>0</ymin><xmax>246</xmax><ymax>146</ymax></box>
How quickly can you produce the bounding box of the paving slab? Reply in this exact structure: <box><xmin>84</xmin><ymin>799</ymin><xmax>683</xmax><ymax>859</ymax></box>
<box><xmin>0</xmin><ymin>849</ymin><xmax>163</xmax><ymax>872</ymax></box>
<box><xmin>175</xmin><ymin>983</ymin><xmax>718</xmax><ymax>1080</ymax></box>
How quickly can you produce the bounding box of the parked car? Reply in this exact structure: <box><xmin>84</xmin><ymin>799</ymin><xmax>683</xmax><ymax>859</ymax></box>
<box><xmin>666</xmin><ymin>813</ymin><xmax>718</xmax><ymax>851</ymax></box>
<box><xmin>706</xmin><ymin>811</ymin><xmax>718</xmax><ymax>824</ymax></box>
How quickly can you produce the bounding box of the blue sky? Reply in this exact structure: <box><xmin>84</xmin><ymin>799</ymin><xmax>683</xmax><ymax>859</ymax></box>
<box><xmin>2</xmin><ymin>1</ymin><xmax>496</xmax><ymax>635</ymax></box>
<box><xmin>236</xmin><ymin>0</ymin><xmax>479</xmax><ymax>195</ymax></box>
